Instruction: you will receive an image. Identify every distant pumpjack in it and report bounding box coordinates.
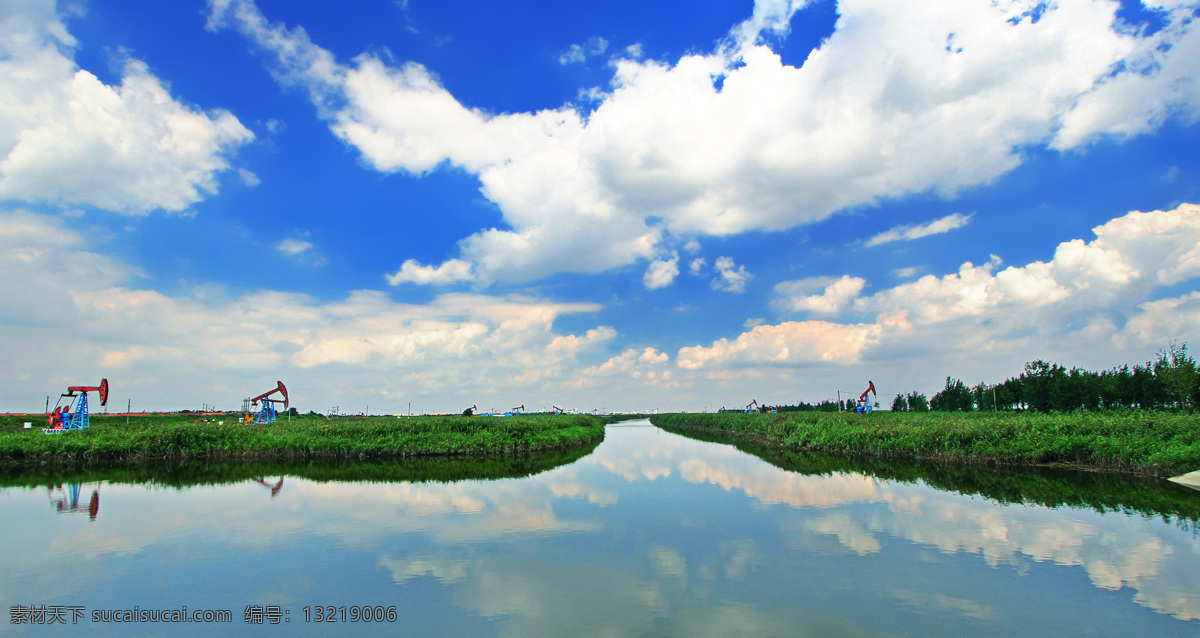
[856,381,877,414]
[46,379,109,433]
[244,381,289,424]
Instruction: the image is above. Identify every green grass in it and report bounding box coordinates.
[0,413,605,465]
[649,410,1200,477]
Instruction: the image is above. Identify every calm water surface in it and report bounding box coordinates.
[2,420,1198,636]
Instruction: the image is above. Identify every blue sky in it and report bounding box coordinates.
[2,0,1199,414]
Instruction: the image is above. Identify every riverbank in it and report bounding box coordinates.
[0,413,605,465]
[649,411,1200,477]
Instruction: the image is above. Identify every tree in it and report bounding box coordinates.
[931,377,973,411]
[993,383,1016,411]
[907,391,929,412]
[891,394,908,412]
[972,382,990,411]
[462,407,475,417]
[1017,362,1056,410]
[1155,341,1198,409]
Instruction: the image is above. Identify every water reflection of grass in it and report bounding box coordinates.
[0,438,601,488]
[655,420,1200,530]
[657,424,1200,527]
[0,414,604,466]
[651,412,1200,476]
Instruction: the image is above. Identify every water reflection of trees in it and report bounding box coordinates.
[0,439,601,490]
[655,424,1200,532]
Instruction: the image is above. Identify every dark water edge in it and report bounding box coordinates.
[655,422,1200,531]
[0,438,601,489]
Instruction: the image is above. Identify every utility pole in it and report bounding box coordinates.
[126,399,130,426]
[45,396,49,414]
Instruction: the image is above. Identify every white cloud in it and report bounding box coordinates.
[275,238,312,255]
[677,320,882,370]
[1117,292,1200,347]
[559,36,609,65]
[208,0,1200,284]
[0,209,618,412]
[387,258,474,285]
[1053,1,1200,149]
[238,168,261,186]
[865,213,973,247]
[728,0,815,49]
[689,202,1200,387]
[211,0,1200,284]
[688,257,706,275]
[1,1,253,213]
[8,202,1200,413]
[775,275,865,315]
[712,256,751,293]
[580,347,674,387]
[643,252,679,289]
[853,203,1200,327]
[546,326,618,358]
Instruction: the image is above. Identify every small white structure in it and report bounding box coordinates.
[1168,470,1200,491]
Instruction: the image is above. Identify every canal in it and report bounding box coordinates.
[2,419,1198,636]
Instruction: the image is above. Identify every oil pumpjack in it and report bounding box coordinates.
[856,381,877,414]
[243,381,289,424]
[45,378,108,434]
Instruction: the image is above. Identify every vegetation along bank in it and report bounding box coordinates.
[0,413,605,466]
[649,411,1200,478]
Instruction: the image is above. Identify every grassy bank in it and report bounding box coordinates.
[649,411,1200,477]
[0,413,605,465]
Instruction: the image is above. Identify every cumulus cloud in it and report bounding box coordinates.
[775,275,865,315]
[692,202,1200,382]
[0,209,618,411]
[865,213,973,247]
[580,347,675,388]
[546,326,618,357]
[643,253,680,289]
[677,320,882,370]
[208,0,1200,285]
[0,0,253,213]
[712,256,751,293]
[387,258,474,285]
[851,203,1199,326]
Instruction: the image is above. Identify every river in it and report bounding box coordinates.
[2,419,1198,636]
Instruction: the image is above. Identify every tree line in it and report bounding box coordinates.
[892,341,1199,412]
